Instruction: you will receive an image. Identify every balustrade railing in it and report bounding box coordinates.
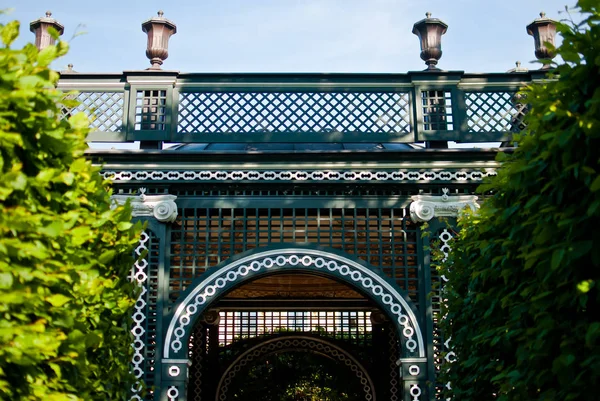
[57,70,547,148]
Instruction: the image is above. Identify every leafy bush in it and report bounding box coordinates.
[439,2,600,401]
[0,21,142,400]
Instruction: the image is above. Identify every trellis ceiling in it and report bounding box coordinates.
[222,273,364,299]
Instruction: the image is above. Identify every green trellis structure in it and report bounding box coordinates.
[77,67,543,401]
[59,70,544,148]
[103,128,489,401]
[40,9,556,401]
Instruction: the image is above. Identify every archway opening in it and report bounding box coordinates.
[186,272,399,401]
[225,350,364,401]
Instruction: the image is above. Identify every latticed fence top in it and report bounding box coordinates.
[57,71,545,144]
[466,91,528,133]
[61,91,123,132]
[178,91,411,135]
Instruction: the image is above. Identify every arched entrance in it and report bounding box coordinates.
[216,336,376,401]
[160,246,427,401]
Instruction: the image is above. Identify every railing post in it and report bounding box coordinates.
[124,71,179,149]
[410,71,464,147]
[454,85,469,143]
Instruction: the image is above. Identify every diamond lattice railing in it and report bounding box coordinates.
[465,91,528,133]
[177,91,411,135]
[61,92,124,132]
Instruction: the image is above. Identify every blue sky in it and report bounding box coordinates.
[7,0,574,74]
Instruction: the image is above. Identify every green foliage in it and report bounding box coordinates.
[439,3,600,400]
[0,20,142,400]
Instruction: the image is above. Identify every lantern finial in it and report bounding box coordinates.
[527,12,557,70]
[412,13,448,70]
[141,11,177,70]
[30,11,64,51]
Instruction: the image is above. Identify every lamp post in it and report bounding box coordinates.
[526,12,557,69]
[29,11,64,51]
[412,12,448,71]
[141,11,177,70]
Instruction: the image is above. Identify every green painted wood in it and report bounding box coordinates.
[57,70,551,145]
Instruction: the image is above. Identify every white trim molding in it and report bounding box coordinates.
[111,188,178,223]
[101,168,498,183]
[410,188,479,223]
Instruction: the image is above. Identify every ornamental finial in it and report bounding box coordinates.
[412,12,448,70]
[526,11,557,69]
[30,11,65,50]
[141,11,177,69]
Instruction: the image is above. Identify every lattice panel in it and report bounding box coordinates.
[143,231,160,393]
[188,323,208,401]
[169,207,418,309]
[388,325,400,401]
[129,230,160,401]
[432,228,455,400]
[177,91,411,134]
[466,91,528,133]
[218,310,372,346]
[421,90,453,130]
[135,90,167,131]
[61,92,123,132]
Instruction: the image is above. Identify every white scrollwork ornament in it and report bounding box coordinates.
[102,168,498,183]
[111,190,178,223]
[153,200,178,222]
[410,188,479,223]
[129,231,149,401]
[410,202,435,222]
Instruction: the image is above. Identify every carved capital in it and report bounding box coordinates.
[111,188,178,223]
[410,188,479,223]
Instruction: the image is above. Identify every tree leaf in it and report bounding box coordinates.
[46,294,71,307]
[1,21,19,46]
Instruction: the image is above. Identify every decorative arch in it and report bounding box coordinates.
[216,335,376,401]
[163,247,425,359]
